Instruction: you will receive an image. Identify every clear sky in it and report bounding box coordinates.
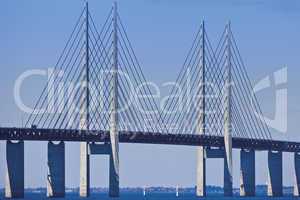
[0,0,300,189]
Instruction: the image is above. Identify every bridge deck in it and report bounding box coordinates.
[0,127,299,152]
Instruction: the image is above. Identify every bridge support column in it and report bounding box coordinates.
[80,1,90,197]
[240,149,255,196]
[47,141,65,197]
[196,21,206,198]
[224,150,233,196]
[80,142,90,197]
[294,152,300,196]
[223,22,233,197]
[5,140,24,198]
[267,151,283,197]
[109,144,119,197]
[196,147,206,197]
[108,1,119,197]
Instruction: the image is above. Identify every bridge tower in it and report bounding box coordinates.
[79,2,120,197]
[196,21,206,197]
[224,21,233,196]
[109,1,120,197]
[79,2,91,197]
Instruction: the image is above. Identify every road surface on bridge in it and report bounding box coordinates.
[0,127,299,152]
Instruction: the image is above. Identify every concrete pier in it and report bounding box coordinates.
[80,142,90,197]
[224,150,233,196]
[5,140,24,198]
[267,151,283,197]
[196,147,206,197]
[294,152,300,196]
[240,149,255,196]
[47,141,65,197]
[109,145,119,197]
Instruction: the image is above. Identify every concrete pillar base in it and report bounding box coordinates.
[47,141,65,197]
[109,155,119,197]
[267,151,283,197]
[240,149,255,196]
[224,156,233,196]
[109,143,119,197]
[224,124,233,197]
[294,152,300,196]
[80,142,90,197]
[5,140,24,198]
[196,146,206,197]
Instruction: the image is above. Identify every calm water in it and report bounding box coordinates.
[0,192,298,200]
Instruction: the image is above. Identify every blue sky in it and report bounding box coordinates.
[0,0,300,188]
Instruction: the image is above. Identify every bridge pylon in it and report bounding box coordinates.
[196,21,206,197]
[223,21,233,196]
[109,1,120,197]
[79,2,120,197]
[79,2,91,197]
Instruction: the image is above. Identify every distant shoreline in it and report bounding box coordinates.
[0,185,295,195]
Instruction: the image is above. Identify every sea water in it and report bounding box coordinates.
[0,192,297,200]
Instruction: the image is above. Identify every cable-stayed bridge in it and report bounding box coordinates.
[1,2,298,198]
